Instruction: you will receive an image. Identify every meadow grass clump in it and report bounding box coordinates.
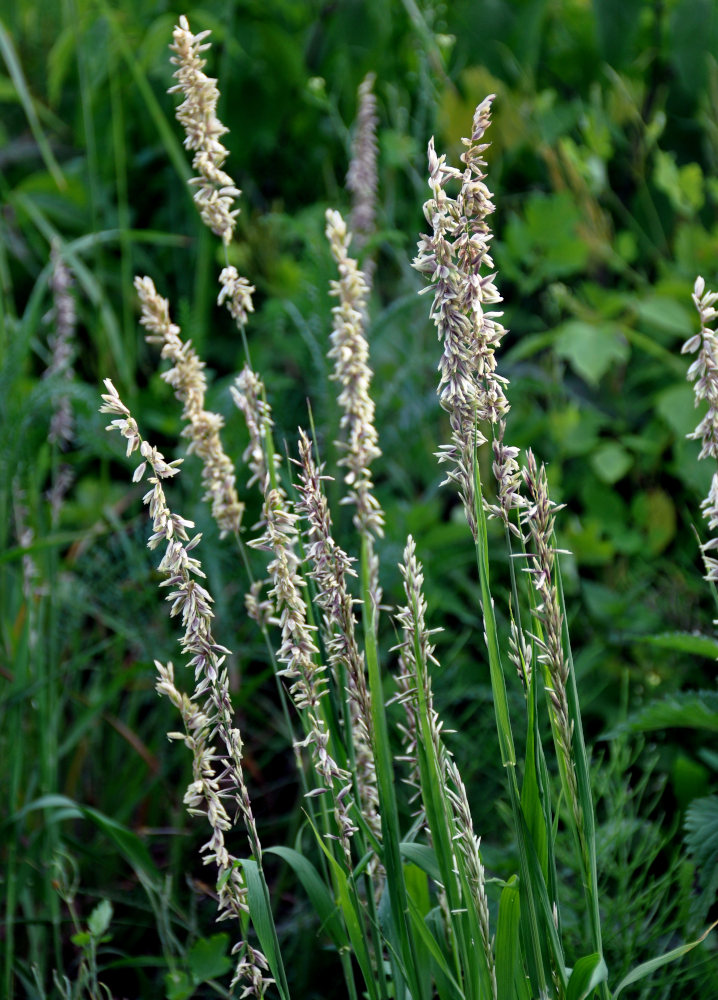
[0,8,705,998]
[89,15,718,1000]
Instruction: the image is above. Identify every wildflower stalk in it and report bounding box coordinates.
[99,379,283,998]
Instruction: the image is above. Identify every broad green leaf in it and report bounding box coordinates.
[685,796,718,923]
[685,795,718,864]
[404,862,431,918]
[636,296,693,338]
[555,321,629,386]
[10,794,157,879]
[656,383,699,439]
[399,842,442,885]
[604,691,718,736]
[165,970,195,1000]
[187,934,232,983]
[590,442,632,484]
[566,953,608,1000]
[632,631,718,659]
[631,489,676,555]
[501,192,590,293]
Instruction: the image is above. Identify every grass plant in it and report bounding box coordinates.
[3,6,718,999]
[92,15,715,999]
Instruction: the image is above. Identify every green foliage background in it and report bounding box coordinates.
[2,0,718,996]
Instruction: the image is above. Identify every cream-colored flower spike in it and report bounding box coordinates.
[413,96,522,538]
[169,15,241,243]
[325,208,384,540]
[136,275,244,537]
[683,275,718,581]
[99,381,273,996]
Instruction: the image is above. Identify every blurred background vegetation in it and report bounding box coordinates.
[2,0,718,996]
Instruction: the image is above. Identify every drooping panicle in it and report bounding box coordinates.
[683,276,718,580]
[136,275,244,537]
[169,15,241,243]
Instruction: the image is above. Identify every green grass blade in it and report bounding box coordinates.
[265,846,346,949]
[0,18,66,190]
[100,3,192,189]
[307,814,380,1000]
[10,794,158,880]
[361,534,426,1000]
[241,858,291,1000]
[406,895,465,998]
[611,921,718,999]
[495,876,521,1000]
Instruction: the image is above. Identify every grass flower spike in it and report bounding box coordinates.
[169,15,240,243]
[136,275,244,537]
[99,379,273,996]
[326,208,383,541]
[684,275,718,580]
[295,430,381,854]
[347,73,378,283]
[231,364,278,495]
[248,444,357,862]
[413,96,517,536]
[44,242,76,450]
